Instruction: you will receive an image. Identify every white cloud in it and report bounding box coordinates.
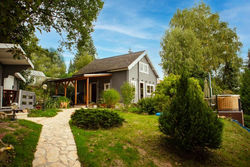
[220,4,250,23]
[95,24,161,40]
[96,46,129,54]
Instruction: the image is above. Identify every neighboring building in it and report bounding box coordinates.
[50,50,159,105]
[0,43,36,111]
[29,70,47,86]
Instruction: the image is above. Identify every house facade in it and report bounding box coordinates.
[0,43,36,111]
[50,50,158,105]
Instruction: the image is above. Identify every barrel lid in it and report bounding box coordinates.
[217,94,240,97]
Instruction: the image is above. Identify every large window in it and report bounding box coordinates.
[146,84,155,95]
[130,80,137,102]
[104,83,110,90]
[130,80,136,89]
[139,62,149,74]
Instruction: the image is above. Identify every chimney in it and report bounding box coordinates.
[128,48,133,54]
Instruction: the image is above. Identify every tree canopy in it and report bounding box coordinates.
[0,0,104,51]
[26,36,66,78]
[160,2,242,76]
[160,2,243,92]
[160,28,204,77]
[74,51,94,72]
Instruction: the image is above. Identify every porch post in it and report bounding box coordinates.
[74,80,77,105]
[64,85,67,97]
[55,83,58,95]
[86,78,89,106]
[63,81,69,97]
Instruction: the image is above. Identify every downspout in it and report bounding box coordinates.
[138,62,140,101]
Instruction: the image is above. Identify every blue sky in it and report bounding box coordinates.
[36,0,250,79]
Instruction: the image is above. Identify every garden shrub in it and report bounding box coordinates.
[44,96,70,109]
[154,74,180,112]
[44,97,59,109]
[57,96,70,103]
[121,82,135,107]
[71,109,124,129]
[244,114,250,128]
[138,97,157,115]
[159,74,223,151]
[102,89,120,108]
[240,69,250,115]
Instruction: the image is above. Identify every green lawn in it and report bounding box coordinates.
[0,119,42,167]
[28,108,60,117]
[70,111,250,167]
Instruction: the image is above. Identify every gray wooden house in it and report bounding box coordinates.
[51,50,159,105]
[0,43,36,111]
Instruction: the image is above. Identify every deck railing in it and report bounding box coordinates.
[0,87,35,110]
[3,89,18,106]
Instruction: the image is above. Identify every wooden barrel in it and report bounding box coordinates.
[217,95,240,111]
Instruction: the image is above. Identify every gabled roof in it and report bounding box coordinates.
[74,50,145,75]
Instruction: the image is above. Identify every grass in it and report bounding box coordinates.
[28,108,60,117]
[0,119,42,167]
[70,111,250,167]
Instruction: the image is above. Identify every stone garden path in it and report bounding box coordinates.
[24,108,81,167]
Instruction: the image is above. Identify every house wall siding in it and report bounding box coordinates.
[128,56,158,102]
[111,71,127,95]
[89,76,111,102]
[0,64,3,86]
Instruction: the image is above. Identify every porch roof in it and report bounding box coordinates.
[47,73,112,83]
[0,43,34,68]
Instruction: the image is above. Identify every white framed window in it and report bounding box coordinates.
[104,83,110,90]
[146,84,155,95]
[139,62,149,74]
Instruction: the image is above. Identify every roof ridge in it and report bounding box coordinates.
[96,50,145,60]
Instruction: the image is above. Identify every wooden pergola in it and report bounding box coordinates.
[49,73,112,106]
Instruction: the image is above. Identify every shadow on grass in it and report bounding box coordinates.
[149,135,221,166]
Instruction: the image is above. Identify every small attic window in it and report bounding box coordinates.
[139,62,149,74]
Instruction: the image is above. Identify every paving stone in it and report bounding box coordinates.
[33,156,46,167]
[48,162,66,167]
[66,145,77,151]
[47,148,59,162]
[59,154,68,165]
[68,151,78,160]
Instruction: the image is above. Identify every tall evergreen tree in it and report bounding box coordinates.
[68,60,75,74]
[240,52,250,114]
[220,60,242,92]
[159,74,223,151]
[248,49,250,69]
[70,37,96,73]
